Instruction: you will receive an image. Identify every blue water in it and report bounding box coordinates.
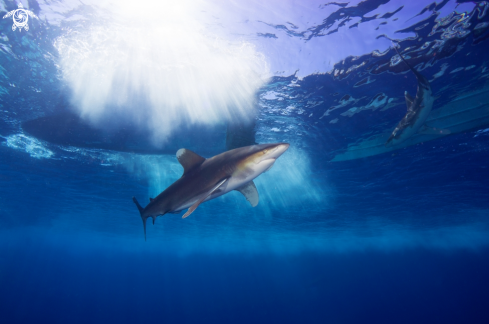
[2,0,489,323]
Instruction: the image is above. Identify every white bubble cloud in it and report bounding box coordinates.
[54,0,269,145]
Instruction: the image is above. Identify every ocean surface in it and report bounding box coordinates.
[1,0,489,323]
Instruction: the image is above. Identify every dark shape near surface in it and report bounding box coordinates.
[22,107,258,155]
[225,118,257,150]
[386,46,449,147]
[331,88,489,161]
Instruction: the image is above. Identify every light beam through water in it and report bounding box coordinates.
[54,0,270,145]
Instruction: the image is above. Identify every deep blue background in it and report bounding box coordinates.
[2,0,489,323]
[1,131,489,324]
[1,236,489,324]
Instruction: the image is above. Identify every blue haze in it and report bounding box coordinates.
[1,0,489,323]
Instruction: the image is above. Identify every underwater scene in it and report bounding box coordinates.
[1,0,489,323]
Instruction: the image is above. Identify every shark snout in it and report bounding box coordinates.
[268,143,290,159]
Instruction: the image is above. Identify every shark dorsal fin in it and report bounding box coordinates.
[149,198,154,202]
[235,181,259,207]
[176,148,205,175]
[405,91,414,110]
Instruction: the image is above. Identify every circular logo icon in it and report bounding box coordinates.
[3,3,38,32]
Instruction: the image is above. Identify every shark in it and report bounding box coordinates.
[132,143,290,239]
[386,46,449,146]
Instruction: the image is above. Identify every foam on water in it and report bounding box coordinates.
[2,134,54,159]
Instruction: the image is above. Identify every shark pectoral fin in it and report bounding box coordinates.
[176,149,206,175]
[236,181,259,207]
[405,91,414,110]
[419,125,451,135]
[182,178,228,219]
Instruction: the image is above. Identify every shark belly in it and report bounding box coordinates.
[171,158,276,212]
[409,96,434,134]
[133,143,289,239]
[173,159,275,211]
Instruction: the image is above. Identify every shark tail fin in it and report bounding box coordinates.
[393,43,424,80]
[132,197,147,241]
[393,43,415,71]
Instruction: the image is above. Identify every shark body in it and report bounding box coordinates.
[386,46,448,146]
[133,143,289,239]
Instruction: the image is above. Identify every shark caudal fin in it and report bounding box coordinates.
[393,43,428,85]
[132,197,148,241]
